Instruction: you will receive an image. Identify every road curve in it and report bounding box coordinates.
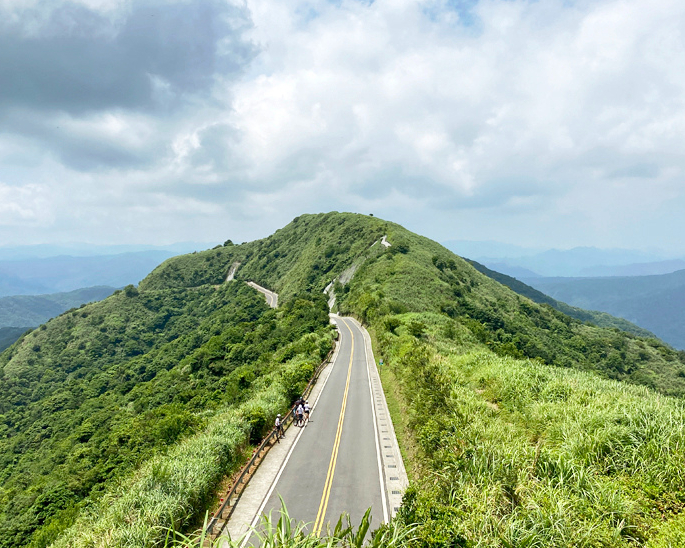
[246,282,278,308]
[231,316,395,544]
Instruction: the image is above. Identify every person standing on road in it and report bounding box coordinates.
[293,396,304,424]
[275,414,284,441]
[296,403,304,427]
[304,401,310,424]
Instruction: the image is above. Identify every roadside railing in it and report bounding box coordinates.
[205,344,337,540]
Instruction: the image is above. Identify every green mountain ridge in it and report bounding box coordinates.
[3,212,685,547]
[143,212,685,394]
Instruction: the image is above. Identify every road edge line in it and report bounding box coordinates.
[347,317,408,519]
[361,320,390,523]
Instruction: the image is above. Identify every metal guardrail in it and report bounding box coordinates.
[205,344,336,539]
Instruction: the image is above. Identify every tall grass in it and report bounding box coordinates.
[50,366,302,547]
[376,314,685,547]
[160,502,416,548]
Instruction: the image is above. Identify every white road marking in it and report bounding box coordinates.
[358,320,390,523]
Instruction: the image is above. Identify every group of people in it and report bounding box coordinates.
[274,397,311,441]
[294,397,311,427]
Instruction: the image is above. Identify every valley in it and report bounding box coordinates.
[524,271,685,350]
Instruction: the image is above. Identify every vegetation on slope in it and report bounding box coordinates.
[0,281,332,548]
[4,212,685,547]
[139,212,685,545]
[139,213,389,299]
[374,315,685,546]
[143,212,685,395]
[313,217,685,396]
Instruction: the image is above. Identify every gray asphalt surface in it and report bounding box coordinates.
[249,316,386,540]
[246,282,278,308]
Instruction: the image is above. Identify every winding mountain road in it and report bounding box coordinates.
[225,313,406,544]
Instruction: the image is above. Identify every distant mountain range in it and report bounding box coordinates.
[0,286,117,328]
[0,242,216,261]
[0,327,30,353]
[443,240,685,277]
[523,271,685,350]
[0,286,117,351]
[467,260,656,339]
[0,244,216,350]
[0,250,177,297]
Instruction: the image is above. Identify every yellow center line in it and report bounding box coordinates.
[312,318,354,536]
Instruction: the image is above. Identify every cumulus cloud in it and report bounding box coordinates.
[0,0,254,113]
[0,0,256,174]
[0,181,52,225]
[1,0,685,250]
[217,0,685,249]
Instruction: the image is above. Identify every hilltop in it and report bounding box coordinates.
[144,212,685,395]
[3,212,685,547]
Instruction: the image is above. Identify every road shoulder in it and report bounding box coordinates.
[345,317,408,518]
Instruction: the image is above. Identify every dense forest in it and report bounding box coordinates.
[3,212,685,547]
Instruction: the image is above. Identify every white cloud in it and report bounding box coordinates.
[0,182,52,225]
[210,0,685,249]
[2,0,685,251]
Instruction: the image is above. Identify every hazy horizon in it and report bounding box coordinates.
[0,235,682,263]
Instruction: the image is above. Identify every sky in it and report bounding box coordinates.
[1,0,685,253]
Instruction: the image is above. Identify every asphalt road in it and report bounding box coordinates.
[248,316,387,540]
[246,282,278,308]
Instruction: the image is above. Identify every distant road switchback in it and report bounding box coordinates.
[246,282,278,308]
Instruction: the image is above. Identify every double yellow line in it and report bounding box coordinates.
[312,319,354,536]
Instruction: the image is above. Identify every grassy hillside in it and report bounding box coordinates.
[378,320,685,547]
[4,212,685,547]
[526,271,685,349]
[139,213,389,298]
